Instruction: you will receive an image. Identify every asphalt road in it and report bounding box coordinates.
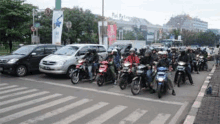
[0,61,214,124]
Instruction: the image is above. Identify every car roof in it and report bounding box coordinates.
[66,44,105,47]
[23,44,62,47]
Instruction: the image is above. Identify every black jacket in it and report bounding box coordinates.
[83,52,99,64]
[157,58,171,68]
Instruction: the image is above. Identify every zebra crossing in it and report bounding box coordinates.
[0,83,172,124]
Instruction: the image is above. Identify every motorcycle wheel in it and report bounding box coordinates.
[177,75,182,87]
[158,84,162,99]
[97,75,104,86]
[204,64,208,71]
[71,71,79,84]
[131,79,141,95]
[119,78,127,90]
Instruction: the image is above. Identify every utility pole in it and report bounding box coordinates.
[102,0,104,45]
[33,8,35,36]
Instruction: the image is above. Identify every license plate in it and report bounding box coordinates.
[43,66,50,70]
[0,67,3,71]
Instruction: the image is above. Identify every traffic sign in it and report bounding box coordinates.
[45,8,51,16]
[34,22,40,28]
[31,26,35,32]
[66,21,72,29]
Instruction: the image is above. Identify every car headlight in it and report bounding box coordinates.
[7,59,19,64]
[57,60,67,66]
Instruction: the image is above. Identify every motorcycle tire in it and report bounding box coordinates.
[119,78,127,90]
[71,71,79,84]
[131,79,141,95]
[158,84,162,99]
[177,75,182,87]
[97,75,104,86]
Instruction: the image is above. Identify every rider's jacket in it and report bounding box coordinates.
[177,55,189,66]
[151,53,158,61]
[125,54,140,68]
[83,52,99,64]
[140,56,153,69]
[157,58,171,68]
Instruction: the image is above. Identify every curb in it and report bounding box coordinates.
[183,65,216,124]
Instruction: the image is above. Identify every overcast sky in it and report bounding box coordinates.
[25,0,220,29]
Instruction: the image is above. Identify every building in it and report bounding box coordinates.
[164,14,208,32]
[106,16,162,42]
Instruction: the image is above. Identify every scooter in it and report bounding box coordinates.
[176,61,189,87]
[96,61,115,86]
[155,67,169,98]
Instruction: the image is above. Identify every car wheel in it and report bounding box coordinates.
[67,66,75,78]
[16,65,27,77]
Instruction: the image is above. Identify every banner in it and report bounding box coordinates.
[52,10,64,45]
[107,24,117,45]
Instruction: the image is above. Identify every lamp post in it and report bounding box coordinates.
[66,21,72,45]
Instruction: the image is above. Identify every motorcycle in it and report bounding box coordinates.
[96,61,115,86]
[71,59,97,84]
[176,61,189,87]
[131,64,149,95]
[118,61,135,90]
[155,67,169,98]
[198,55,208,71]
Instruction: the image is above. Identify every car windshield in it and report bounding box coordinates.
[12,46,36,55]
[54,46,79,55]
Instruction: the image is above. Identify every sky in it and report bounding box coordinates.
[24,0,220,29]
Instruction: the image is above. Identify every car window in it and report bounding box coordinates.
[33,47,45,56]
[45,46,56,54]
[98,46,106,53]
[78,46,89,55]
[90,46,98,51]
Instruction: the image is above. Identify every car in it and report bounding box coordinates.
[0,44,63,77]
[39,44,107,77]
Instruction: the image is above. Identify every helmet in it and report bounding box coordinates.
[112,49,117,55]
[145,51,151,57]
[130,48,135,52]
[167,48,171,51]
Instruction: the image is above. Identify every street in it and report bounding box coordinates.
[0,62,214,124]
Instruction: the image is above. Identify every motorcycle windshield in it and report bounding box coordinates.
[157,67,168,72]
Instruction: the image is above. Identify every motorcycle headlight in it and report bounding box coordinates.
[158,77,164,82]
[7,59,19,64]
[99,69,104,72]
[57,60,66,66]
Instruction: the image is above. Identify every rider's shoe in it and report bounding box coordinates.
[172,90,176,96]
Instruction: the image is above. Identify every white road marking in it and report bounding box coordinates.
[0,94,62,114]
[119,108,147,124]
[183,115,195,124]
[21,99,91,124]
[0,87,27,95]
[0,96,74,124]
[87,105,127,124]
[0,83,8,87]
[53,102,109,124]
[0,85,18,91]
[20,78,183,105]
[0,91,49,106]
[0,89,38,100]
[149,113,171,124]
[169,102,188,124]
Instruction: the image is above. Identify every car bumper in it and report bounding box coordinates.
[39,64,66,74]
[0,64,16,74]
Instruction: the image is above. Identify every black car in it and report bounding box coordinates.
[0,44,62,77]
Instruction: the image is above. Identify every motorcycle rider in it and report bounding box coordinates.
[189,49,199,74]
[82,49,99,81]
[167,48,172,59]
[154,51,176,96]
[140,50,153,88]
[214,44,220,67]
[125,48,140,74]
[174,51,194,85]
[151,49,158,61]
[104,50,117,84]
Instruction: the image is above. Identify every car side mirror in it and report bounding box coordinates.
[31,53,37,56]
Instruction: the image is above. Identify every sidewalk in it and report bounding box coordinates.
[194,66,220,124]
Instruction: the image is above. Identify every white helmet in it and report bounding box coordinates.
[130,48,135,52]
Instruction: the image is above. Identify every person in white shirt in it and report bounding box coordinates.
[214,44,219,66]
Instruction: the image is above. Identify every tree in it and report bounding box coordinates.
[0,0,36,53]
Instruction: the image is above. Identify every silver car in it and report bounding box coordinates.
[39,44,107,77]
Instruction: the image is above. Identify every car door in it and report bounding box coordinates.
[29,46,45,70]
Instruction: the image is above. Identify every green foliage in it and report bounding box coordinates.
[0,0,37,52]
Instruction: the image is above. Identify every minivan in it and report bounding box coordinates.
[0,44,62,76]
[39,44,107,77]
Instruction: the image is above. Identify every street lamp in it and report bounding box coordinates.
[65,21,72,45]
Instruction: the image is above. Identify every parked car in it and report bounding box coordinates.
[39,44,108,77]
[0,44,62,77]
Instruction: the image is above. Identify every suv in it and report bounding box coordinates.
[39,44,107,77]
[0,44,62,77]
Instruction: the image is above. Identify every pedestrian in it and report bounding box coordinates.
[214,44,220,67]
